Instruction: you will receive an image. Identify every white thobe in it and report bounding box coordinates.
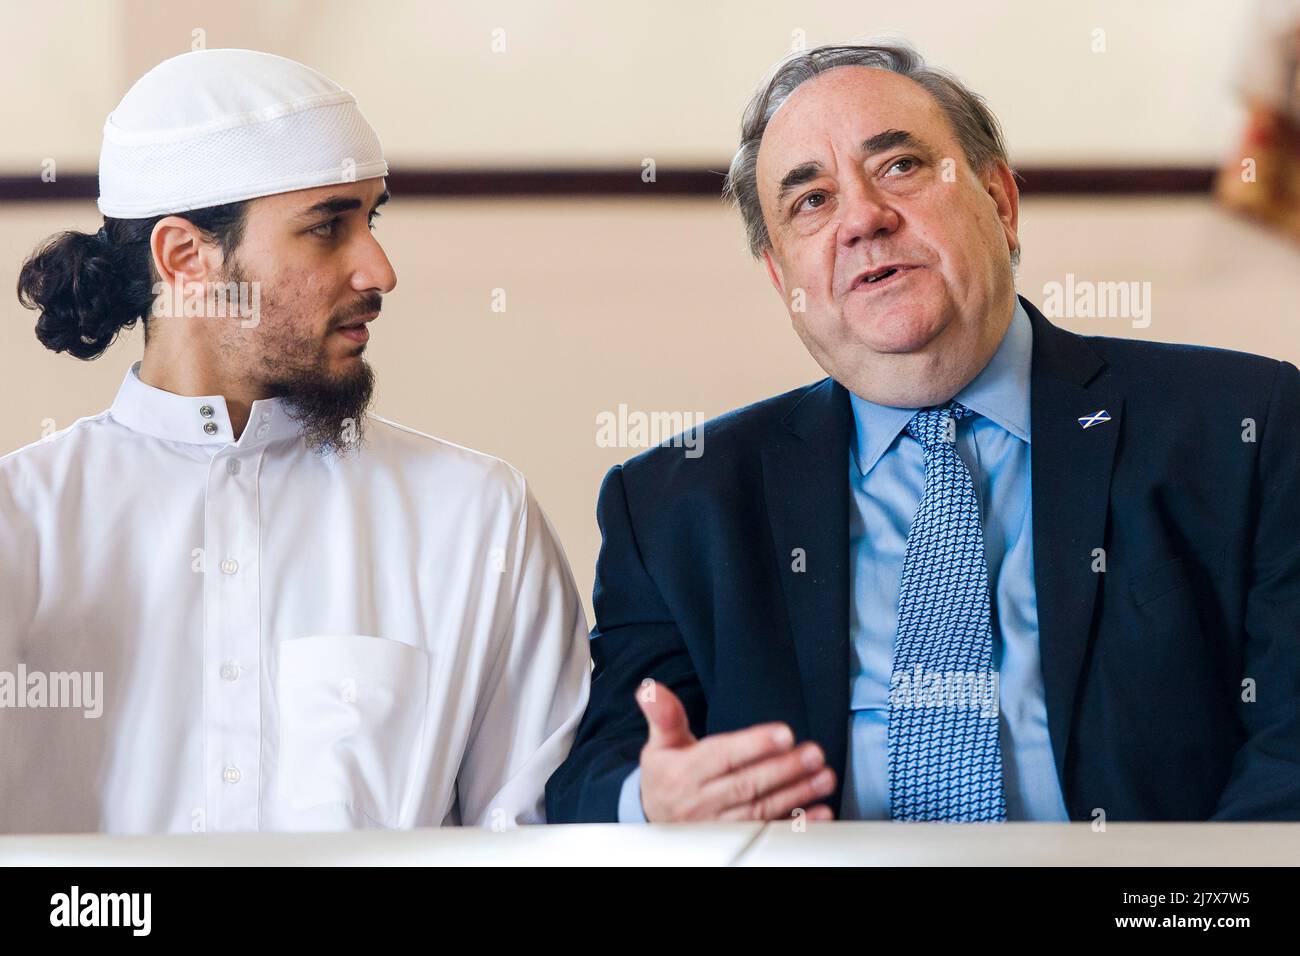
[0,361,591,833]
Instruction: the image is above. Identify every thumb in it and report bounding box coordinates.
[636,680,695,750]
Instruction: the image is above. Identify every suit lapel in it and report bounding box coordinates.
[1024,296,1123,804]
[761,378,853,816]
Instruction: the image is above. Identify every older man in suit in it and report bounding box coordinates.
[547,44,1300,823]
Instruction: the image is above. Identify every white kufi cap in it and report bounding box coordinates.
[98,48,387,218]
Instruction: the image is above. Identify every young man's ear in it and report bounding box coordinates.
[150,217,222,288]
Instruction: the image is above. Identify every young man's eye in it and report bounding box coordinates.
[310,218,338,238]
[368,210,382,232]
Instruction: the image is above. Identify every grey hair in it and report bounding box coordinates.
[723,43,1018,267]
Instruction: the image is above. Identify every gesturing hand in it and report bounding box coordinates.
[635,681,836,823]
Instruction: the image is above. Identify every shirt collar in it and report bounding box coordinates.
[849,297,1034,477]
[109,361,303,449]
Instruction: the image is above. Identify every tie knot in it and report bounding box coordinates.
[905,400,971,450]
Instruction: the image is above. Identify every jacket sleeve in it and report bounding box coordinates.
[1212,359,1300,820]
[545,463,706,822]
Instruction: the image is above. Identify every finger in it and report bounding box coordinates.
[636,680,695,750]
[690,721,797,781]
[701,743,828,813]
[716,766,837,822]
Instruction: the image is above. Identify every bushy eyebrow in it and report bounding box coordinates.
[776,162,824,203]
[775,129,929,202]
[293,188,391,223]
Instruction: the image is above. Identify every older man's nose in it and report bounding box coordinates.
[837,182,899,247]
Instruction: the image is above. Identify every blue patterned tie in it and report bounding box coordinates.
[887,400,1005,822]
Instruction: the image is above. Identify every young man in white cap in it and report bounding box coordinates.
[4,49,590,833]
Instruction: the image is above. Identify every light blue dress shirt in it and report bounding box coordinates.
[618,300,1068,823]
[842,298,1067,821]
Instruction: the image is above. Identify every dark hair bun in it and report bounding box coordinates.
[16,227,143,360]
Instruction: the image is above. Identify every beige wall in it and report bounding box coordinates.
[4,195,1299,623]
[4,0,1296,622]
[1,0,1253,172]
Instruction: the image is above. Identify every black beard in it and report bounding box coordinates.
[267,360,376,457]
[223,252,380,458]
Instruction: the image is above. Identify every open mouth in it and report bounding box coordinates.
[852,265,918,292]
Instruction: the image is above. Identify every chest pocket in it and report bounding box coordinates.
[278,635,430,828]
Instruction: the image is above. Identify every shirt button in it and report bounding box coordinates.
[255,424,270,439]
[219,661,240,681]
[226,459,241,475]
[220,558,238,575]
[199,404,215,419]
[203,422,218,435]
[223,766,241,784]
[261,410,272,423]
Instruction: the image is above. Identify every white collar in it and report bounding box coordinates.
[109,361,303,449]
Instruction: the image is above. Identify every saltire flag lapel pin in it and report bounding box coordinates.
[1078,409,1112,429]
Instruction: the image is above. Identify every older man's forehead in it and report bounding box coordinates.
[757,67,947,182]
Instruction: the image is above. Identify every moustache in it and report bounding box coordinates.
[332,296,383,328]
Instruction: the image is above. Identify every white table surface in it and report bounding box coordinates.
[1,822,1297,866]
[734,822,1300,866]
[0,822,764,867]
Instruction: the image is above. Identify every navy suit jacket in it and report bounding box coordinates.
[546,297,1300,822]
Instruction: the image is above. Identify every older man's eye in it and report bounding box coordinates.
[886,157,919,176]
[797,192,827,213]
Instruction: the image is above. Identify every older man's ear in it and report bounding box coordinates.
[762,247,787,301]
[984,159,1021,257]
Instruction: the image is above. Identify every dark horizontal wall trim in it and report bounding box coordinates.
[0,166,1216,203]
[1012,166,1216,194]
